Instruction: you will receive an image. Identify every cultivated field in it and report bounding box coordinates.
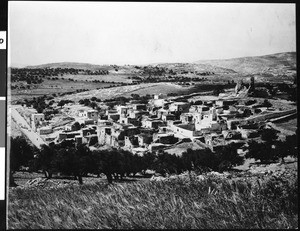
[56,82,191,102]
[8,168,298,229]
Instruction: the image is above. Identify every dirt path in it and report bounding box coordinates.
[10,105,46,148]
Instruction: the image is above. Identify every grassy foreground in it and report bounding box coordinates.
[8,172,298,229]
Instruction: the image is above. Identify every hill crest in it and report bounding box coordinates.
[194,52,296,74]
[20,52,296,75]
[25,62,114,70]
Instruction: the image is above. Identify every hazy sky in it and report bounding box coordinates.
[8,2,296,66]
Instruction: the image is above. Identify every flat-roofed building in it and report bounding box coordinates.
[154,93,167,99]
[132,104,147,111]
[215,99,238,107]
[31,113,45,131]
[85,109,98,121]
[97,125,111,145]
[38,126,53,135]
[180,113,194,124]
[161,113,176,122]
[189,105,210,114]
[142,118,164,129]
[172,124,202,140]
[124,136,139,150]
[116,105,129,116]
[107,113,120,122]
[137,133,153,147]
[128,110,149,119]
[169,102,190,113]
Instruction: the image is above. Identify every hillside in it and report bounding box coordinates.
[153,62,237,74]
[24,52,296,76]
[25,62,115,71]
[194,52,296,75]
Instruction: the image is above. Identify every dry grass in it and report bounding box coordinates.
[8,171,298,229]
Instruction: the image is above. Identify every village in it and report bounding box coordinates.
[10,80,297,158]
[6,2,299,230]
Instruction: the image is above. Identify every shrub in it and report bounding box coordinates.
[254,108,262,114]
[245,99,257,106]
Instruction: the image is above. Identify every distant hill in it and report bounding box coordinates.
[153,63,237,74]
[23,52,296,76]
[194,52,296,75]
[25,62,115,71]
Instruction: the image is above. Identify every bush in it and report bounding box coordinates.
[71,122,81,131]
[246,136,281,164]
[254,108,262,114]
[181,145,244,173]
[261,99,272,108]
[260,129,278,142]
[213,85,225,96]
[245,99,257,106]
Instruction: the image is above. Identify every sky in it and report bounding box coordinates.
[8,2,296,67]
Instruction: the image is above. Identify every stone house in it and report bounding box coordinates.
[137,133,153,147]
[161,113,176,122]
[169,102,190,113]
[124,136,139,150]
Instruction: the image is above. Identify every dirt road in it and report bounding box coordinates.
[10,105,46,148]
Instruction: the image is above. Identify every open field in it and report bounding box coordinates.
[274,118,297,133]
[57,82,191,102]
[10,78,123,103]
[265,98,296,111]
[8,168,298,229]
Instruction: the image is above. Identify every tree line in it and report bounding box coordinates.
[11,67,110,85]
[9,138,242,185]
[246,129,298,164]
[9,128,297,186]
